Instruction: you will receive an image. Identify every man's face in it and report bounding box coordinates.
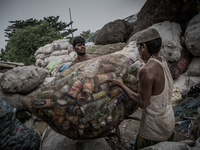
[137,43,144,60]
[74,43,86,56]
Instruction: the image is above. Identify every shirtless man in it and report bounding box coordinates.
[107,28,175,149]
[69,36,97,67]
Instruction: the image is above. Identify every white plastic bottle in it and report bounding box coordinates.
[84,59,101,78]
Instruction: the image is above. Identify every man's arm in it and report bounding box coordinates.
[107,67,154,109]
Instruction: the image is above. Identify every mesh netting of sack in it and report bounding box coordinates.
[25,54,141,140]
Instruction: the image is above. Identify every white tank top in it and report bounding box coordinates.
[138,57,175,141]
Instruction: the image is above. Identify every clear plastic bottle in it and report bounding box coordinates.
[127,60,141,74]
[84,59,101,78]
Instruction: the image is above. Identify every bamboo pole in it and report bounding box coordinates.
[69,8,74,39]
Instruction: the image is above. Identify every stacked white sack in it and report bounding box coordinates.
[174,14,200,96]
[149,21,182,62]
[185,13,200,56]
[174,57,200,96]
[34,39,76,67]
[173,72,200,96]
[121,41,141,61]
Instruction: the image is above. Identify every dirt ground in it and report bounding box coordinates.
[105,108,197,150]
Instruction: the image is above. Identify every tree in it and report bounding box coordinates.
[3,16,78,65]
[0,48,5,61]
[4,16,77,40]
[80,30,94,39]
[4,21,62,65]
[43,16,77,38]
[4,18,42,40]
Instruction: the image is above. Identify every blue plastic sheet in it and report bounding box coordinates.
[60,63,71,72]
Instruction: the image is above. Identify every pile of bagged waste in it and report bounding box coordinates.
[86,42,126,56]
[0,99,41,150]
[34,39,77,77]
[173,13,200,96]
[25,54,140,140]
[0,66,49,111]
[0,66,54,149]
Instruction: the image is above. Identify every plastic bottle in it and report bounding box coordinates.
[66,104,82,115]
[80,97,108,116]
[105,114,113,125]
[110,87,122,99]
[92,91,107,101]
[82,79,94,94]
[68,81,83,99]
[57,68,72,80]
[43,108,54,118]
[84,59,101,78]
[122,73,137,85]
[90,119,100,130]
[127,60,141,74]
[65,97,76,105]
[99,83,110,92]
[53,99,68,125]
[76,92,87,105]
[99,64,115,74]
[120,67,128,78]
[114,65,124,76]
[94,72,116,85]
[80,102,108,123]
[108,93,127,113]
[32,99,54,108]
[52,87,70,100]
[65,112,81,125]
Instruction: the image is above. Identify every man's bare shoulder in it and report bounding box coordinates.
[139,65,150,76]
[138,61,159,79]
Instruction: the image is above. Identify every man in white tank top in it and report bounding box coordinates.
[107,28,175,149]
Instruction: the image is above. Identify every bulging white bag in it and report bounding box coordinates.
[185,13,200,56]
[121,41,140,61]
[150,21,182,62]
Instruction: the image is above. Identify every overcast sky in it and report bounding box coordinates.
[0,0,147,50]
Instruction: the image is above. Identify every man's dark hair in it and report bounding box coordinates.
[138,37,162,55]
[73,36,85,47]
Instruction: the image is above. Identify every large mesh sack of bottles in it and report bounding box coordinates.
[25,54,141,140]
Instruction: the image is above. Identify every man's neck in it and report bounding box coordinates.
[77,54,89,62]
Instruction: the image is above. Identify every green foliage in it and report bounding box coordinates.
[80,30,94,39]
[4,16,77,39]
[4,22,62,65]
[0,48,5,61]
[43,16,77,37]
[3,16,78,65]
[4,18,42,40]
